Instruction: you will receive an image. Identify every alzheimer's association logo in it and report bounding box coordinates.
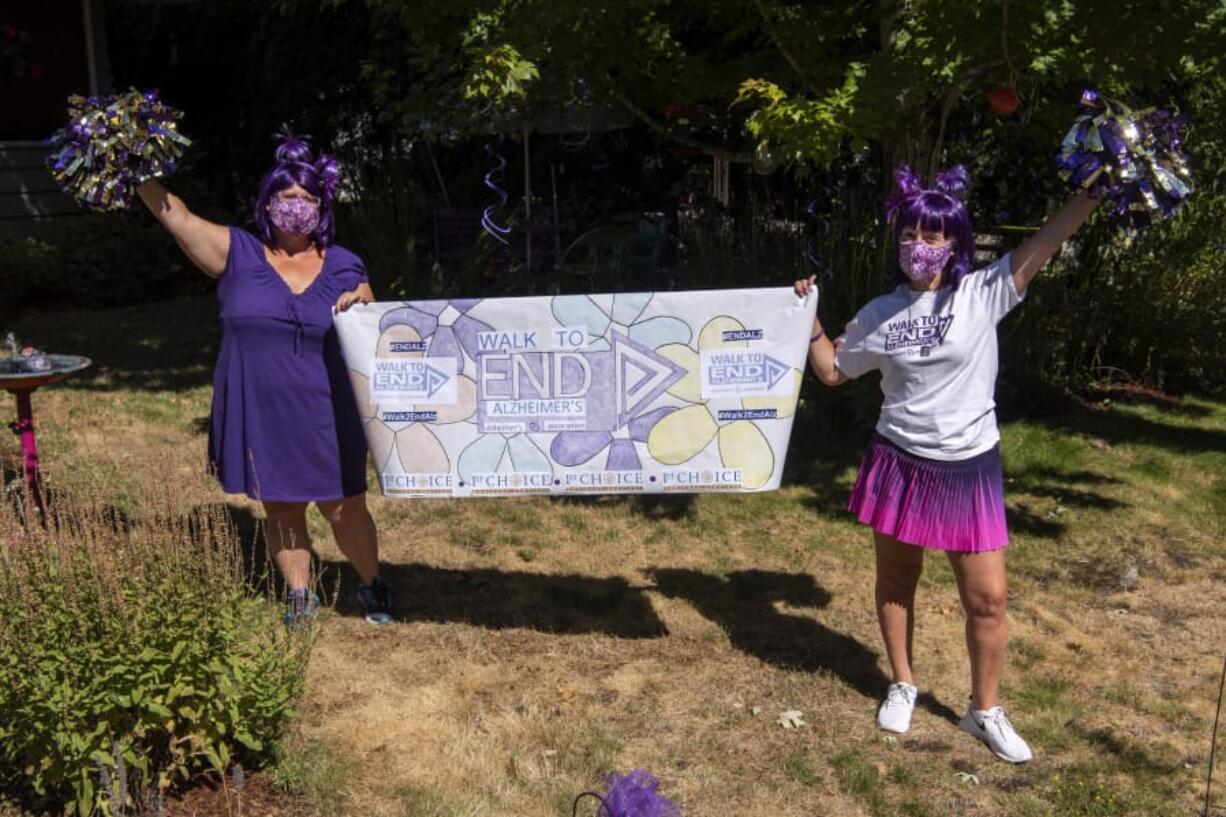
[700,349,792,397]
[370,358,457,405]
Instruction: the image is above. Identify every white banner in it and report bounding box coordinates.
[334,288,817,498]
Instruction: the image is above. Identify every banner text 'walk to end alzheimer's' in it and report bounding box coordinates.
[333,288,817,498]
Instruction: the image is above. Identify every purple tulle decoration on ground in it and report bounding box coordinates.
[481,138,513,245]
[1055,89,1194,230]
[572,770,681,817]
[603,770,681,817]
[45,88,190,211]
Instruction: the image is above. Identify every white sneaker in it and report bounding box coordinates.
[876,682,918,733]
[959,705,1033,763]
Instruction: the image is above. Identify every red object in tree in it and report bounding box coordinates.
[663,102,704,122]
[988,87,1021,116]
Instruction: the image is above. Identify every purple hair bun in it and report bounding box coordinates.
[933,165,971,202]
[883,163,976,290]
[252,128,341,247]
[274,135,314,165]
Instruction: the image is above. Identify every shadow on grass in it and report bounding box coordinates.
[10,296,218,393]
[1006,465,1127,540]
[218,499,952,710]
[1084,383,1214,419]
[1002,376,1226,455]
[215,502,670,638]
[552,492,697,521]
[1049,406,1226,456]
[645,567,961,724]
[334,560,670,638]
[1070,724,1185,779]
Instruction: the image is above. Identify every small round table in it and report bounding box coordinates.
[2,354,91,515]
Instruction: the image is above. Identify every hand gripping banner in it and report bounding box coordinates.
[333,288,818,498]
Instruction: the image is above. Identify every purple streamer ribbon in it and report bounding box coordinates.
[481,138,512,245]
[804,198,820,269]
[804,197,833,280]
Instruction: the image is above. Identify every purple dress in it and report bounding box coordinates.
[209,227,368,502]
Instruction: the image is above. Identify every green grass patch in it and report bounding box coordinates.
[783,752,822,786]
[831,749,886,815]
[269,732,354,814]
[393,783,462,817]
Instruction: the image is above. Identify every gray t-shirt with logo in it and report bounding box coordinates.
[834,253,1024,461]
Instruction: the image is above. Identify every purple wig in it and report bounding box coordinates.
[884,164,974,289]
[252,131,341,247]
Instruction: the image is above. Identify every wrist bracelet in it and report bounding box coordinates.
[809,329,825,343]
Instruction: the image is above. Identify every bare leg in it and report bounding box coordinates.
[874,531,925,685]
[317,494,380,584]
[262,501,313,590]
[947,548,1009,710]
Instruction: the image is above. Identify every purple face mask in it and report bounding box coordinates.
[268,197,320,236]
[898,239,953,282]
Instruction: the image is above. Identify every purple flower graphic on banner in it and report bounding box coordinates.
[549,406,676,471]
[543,293,691,470]
[378,299,490,375]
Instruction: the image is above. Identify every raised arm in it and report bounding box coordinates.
[795,275,849,386]
[1010,190,1101,294]
[136,179,231,278]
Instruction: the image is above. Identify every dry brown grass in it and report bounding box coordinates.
[6,302,1226,816]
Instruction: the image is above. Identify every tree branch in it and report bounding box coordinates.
[752,0,816,94]
[608,88,752,163]
[925,62,1000,179]
[927,81,963,181]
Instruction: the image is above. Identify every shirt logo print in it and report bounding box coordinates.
[884,314,954,352]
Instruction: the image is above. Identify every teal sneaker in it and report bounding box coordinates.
[283,588,320,627]
[356,575,395,625]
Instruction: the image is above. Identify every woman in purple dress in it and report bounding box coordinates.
[137,134,394,625]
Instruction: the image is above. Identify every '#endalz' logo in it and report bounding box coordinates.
[389,340,429,353]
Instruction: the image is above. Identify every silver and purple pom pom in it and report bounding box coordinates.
[45,88,191,211]
[1056,89,1194,230]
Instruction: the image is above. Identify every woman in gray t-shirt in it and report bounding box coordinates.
[794,164,1098,763]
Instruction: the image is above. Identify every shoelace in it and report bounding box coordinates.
[884,685,915,708]
[981,708,1013,732]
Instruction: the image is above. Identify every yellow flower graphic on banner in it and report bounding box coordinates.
[646,316,801,489]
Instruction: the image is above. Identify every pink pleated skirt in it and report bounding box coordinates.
[848,432,1009,552]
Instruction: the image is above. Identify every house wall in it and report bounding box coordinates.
[0,0,110,234]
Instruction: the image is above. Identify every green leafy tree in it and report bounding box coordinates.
[350,0,1224,175]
